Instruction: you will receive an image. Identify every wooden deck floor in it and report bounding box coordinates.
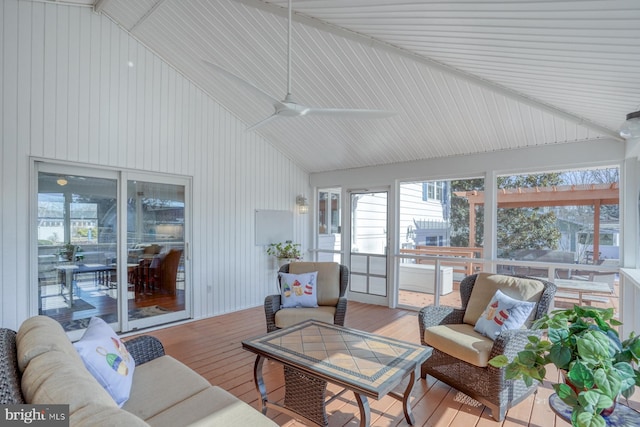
[131,301,640,427]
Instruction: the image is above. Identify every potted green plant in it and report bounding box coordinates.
[59,243,77,262]
[489,305,640,427]
[266,241,302,267]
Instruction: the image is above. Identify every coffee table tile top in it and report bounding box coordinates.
[244,320,431,397]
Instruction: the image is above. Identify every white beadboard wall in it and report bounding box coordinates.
[0,0,310,330]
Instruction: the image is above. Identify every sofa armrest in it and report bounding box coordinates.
[418,305,466,346]
[264,294,281,333]
[124,335,165,366]
[0,328,24,404]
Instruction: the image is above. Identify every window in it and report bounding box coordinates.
[398,178,484,310]
[316,188,342,262]
[318,190,341,235]
[422,181,445,202]
[402,178,483,249]
[494,167,619,266]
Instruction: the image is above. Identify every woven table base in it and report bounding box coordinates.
[284,365,329,426]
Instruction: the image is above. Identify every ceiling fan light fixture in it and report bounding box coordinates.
[620,110,640,139]
[57,177,68,186]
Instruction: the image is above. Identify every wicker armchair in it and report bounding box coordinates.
[418,273,556,421]
[264,262,349,332]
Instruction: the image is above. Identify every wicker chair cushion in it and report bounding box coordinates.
[423,324,494,367]
[289,262,340,306]
[463,273,545,327]
[274,306,336,329]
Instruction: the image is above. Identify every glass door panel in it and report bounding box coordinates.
[37,170,118,333]
[349,191,389,302]
[126,179,187,329]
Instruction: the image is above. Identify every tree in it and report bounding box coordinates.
[450,178,484,247]
[449,173,563,254]
[496,173,562,257]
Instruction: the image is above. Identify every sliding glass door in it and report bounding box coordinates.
[37,166,119,334]
[35,163,190,335]
[125,176,188,330]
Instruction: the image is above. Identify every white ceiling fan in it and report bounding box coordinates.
[203,0,394,132]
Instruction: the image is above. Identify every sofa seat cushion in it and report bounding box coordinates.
[274,306,336,329]
[463,273,545,327]
[423,324,494,367]
[122,355,211,421]
[146,386,278,427]
[71,404,149,427]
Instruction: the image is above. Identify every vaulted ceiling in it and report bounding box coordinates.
[82,0,639,172]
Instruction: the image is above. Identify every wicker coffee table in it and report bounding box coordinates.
[242,320,432,426]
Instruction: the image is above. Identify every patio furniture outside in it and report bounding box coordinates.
[242,320,432,427]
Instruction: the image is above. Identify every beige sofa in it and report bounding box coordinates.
[2,316,277,427]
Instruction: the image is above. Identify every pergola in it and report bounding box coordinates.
[454,183,619,263]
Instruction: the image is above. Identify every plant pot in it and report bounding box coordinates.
[277,258,297,268]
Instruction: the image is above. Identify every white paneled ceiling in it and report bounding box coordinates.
[91,0,639,173]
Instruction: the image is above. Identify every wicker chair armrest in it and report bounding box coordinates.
[264,294,282,332]
[334,297,348,326]
[124,335,165,366]
[419,305,466,327]
[489,328,544,361]
[418,305,466,346]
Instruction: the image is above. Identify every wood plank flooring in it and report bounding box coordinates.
[129,302,640,426]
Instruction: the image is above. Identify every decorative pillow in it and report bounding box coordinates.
[473,289,536,340]
[73,317,135,407]
[279,271,319,308]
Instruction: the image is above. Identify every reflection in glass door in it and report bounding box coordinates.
[37,170,118,333]
[349,191,389,303]
[126,179,187,329]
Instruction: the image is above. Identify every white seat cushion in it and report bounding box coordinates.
[424,323,494,367]
[122,355,210,420]
[274,306,336,329]
[146,386,278,427]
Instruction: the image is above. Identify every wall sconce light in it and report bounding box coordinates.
[56,177,68,186]
[620,110,640,139]
[296,195,309,214]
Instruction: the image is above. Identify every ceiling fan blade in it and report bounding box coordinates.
[246,113,281,132]
[202,60,279,106]
[305,107,396,119]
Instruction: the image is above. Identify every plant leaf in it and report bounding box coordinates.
[488,354,509,368]
[554,382,578,407]
[548,344,572,369]
[569,362,594,390]
[578,389,614,411]
[573,409,606,427]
